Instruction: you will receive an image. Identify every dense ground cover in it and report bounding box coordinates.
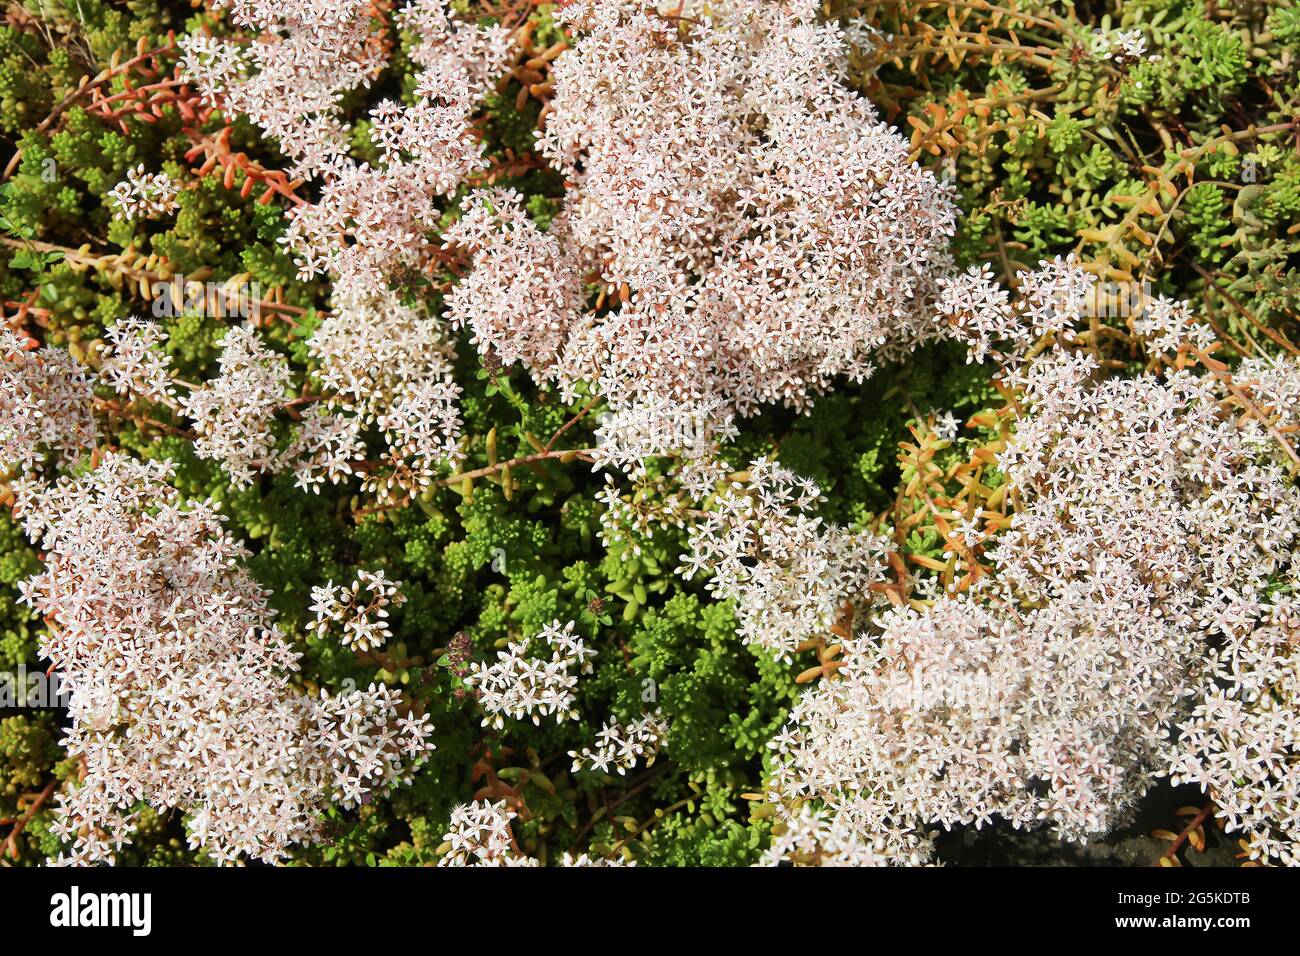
[1,0,1299,867]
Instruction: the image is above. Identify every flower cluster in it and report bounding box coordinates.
[557,852,636,867]
[308,569,406,652]
[443,188,586,385]
[106,165,180,221]
[590,395,739,474]
[1092,28,1156,64]
[183,0,510,282]
[569,710,668,776]
[1171,597,1300,865]
[438,800,635,866]
[761,804,888,867]
[98,315,175,403]
[763,261,1300,863]
[448,0,956,455]
[279,404,366,492]
[98,316,370,492]
[594,465,695,558]
[936,255,1094,364]
[181,2,513,498]
[305,284,463,500]
[439,800,532,867]
[12,454,434,864]
[1,329,97,473]
[179,323,293,487]
[464,620,595,729]
[180,0,387,181]
[681,456,892,660]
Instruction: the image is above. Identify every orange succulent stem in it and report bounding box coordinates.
[1160,801,1214,864]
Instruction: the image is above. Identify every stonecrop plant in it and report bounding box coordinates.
[452,0,958,453]
[765,259,1300,864]
[1,0,1299,870]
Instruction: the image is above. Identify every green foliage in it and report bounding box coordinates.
[858,0,1300,346]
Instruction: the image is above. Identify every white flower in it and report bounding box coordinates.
[14,454,434,865]
[681,456,893,659]
[1,328,97,472]
[308,569,407,652]
[449,0,957,464]
[179,324,292,487]
[569,710,668,776]
[761,268,1300,864]
[933,409,961,442]
[99,315,175,403]
[439,800,531,866]
[107,165,179,221]
[464,620,594,729]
